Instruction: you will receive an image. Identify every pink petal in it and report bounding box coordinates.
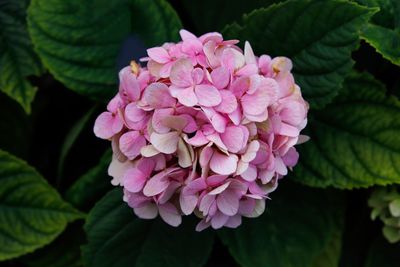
[158,181,181,204]
[144,82,176,108]
[240,164,257,181]
[134,202,158,219]
[224,214,242,228]
[159,62,174,78]
[215,90,238,114]
[209,181,231,195]
[125,103,147,123]
[244,41,256,65]
[119,67,140,102]
[119,131,146,160]
[186,131,209,147]
[170,59,194,87]
[147,47,170,64]
[211,212,229,229]
[94,112,122,139]
[179,29,197,40]
[176,87,198,107]
[207,174,228,187]
[221,48,245,72]
[123,168,147,193]
[282,147,299,167]
[195,219,211,232]
[158,202,182,227]
[221,125,249,153]
[199,145,213,169]
[202,107,227,133]
[242,140,260,163]
[210,152,238,175]
[236,64,258,76]
[177,138,193,168]
[238,198,256,215]
[279,123,300,137]
[140,145,160,157]
[150,132,180,154]
[152,108,174,134]
[195,84,222,107]
[108,156,134,186]
[217,190,240,216]
[199,194,216,215]
[143,171,170,197]
[179,192,198,215]
[161,115,188,131]
[228,107,242,125]
[211,67,230,89]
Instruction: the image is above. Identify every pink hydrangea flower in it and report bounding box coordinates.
[94,30,309,231]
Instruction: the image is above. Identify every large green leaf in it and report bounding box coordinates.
[0,0,44,113]
[0,149,83,261]
[355,0,400,65]
[27,0,182,100]
[65,150,113,211]
[83,188,214,267]
[177,0,280,33]
[291,73,400,189]
[218,181,344,267]
[223,0,375,109]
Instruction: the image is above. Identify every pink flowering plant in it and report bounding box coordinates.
[94,30,309,230]
[1,0,400,266]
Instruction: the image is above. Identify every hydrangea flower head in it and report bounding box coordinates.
[94,30,309,231]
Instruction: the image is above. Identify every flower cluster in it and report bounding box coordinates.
[94,30,308,231]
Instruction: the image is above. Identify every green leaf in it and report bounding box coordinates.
[291,72,400,189]
[178,0,280,33]
[65,150,113,211]
[223,0,376,109]
[362,24,400,66]
[27,0,182,100]
[218,181,344,267]
[57,106,96,185]
[365,236,400,267]
[355,0,400,65]
[83,188,214,267]
[20,224,84,267]
[0,149,83,261]
[0,0,44,113]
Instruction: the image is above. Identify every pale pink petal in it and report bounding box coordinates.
[180,192,198,215]
[94,112,121,139]
[108,156,134,186]
[221,125,249,153]
[282,147,299,167]
[125,103,147,123]
[140,145,160,157]
[143,172,170,197]
[182,39,203,54]
[217,190,240,216]
[150,132,180,154]
[176,87,198,107]
[162,115,188,131]
[210,152,238,175]
[134,202,158,219]
[119,67,140,102]
[123,168,147,193]
[238,198,256,215]
[211,66,230,89]
[242,140,260,163]
[159,62,174,78]
[221,48,245,72]
[228,107,242,125]
[191,68,204,85]
[195,84,222,107]
[177,138,193,168]
[297,135,310,144]
[199,145,213,168]
[158,203,182,227]
[215,90,238,114]
[275,156,288,175]
[211,212,229,229]
[179,29,197,40]
[236,64,258,76]
[207,174,228,187]
[246,199,265,218]
[244,41,256,65]
[230,76,250,98]
[206,133,228,152]
[241,164,257,181]
[158,181,181,204]
[186,131,209,147]
[209,181,232,195]
[195,219,211,232]
[202,107,227,133]
[170,59,194,87]
[199,194,215,215]
[119,131,146,160]
[147,47,170,64]
[279,123,300,137]
[144,82,176,108]
[152,108,174,134]
[225,214,242,228]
